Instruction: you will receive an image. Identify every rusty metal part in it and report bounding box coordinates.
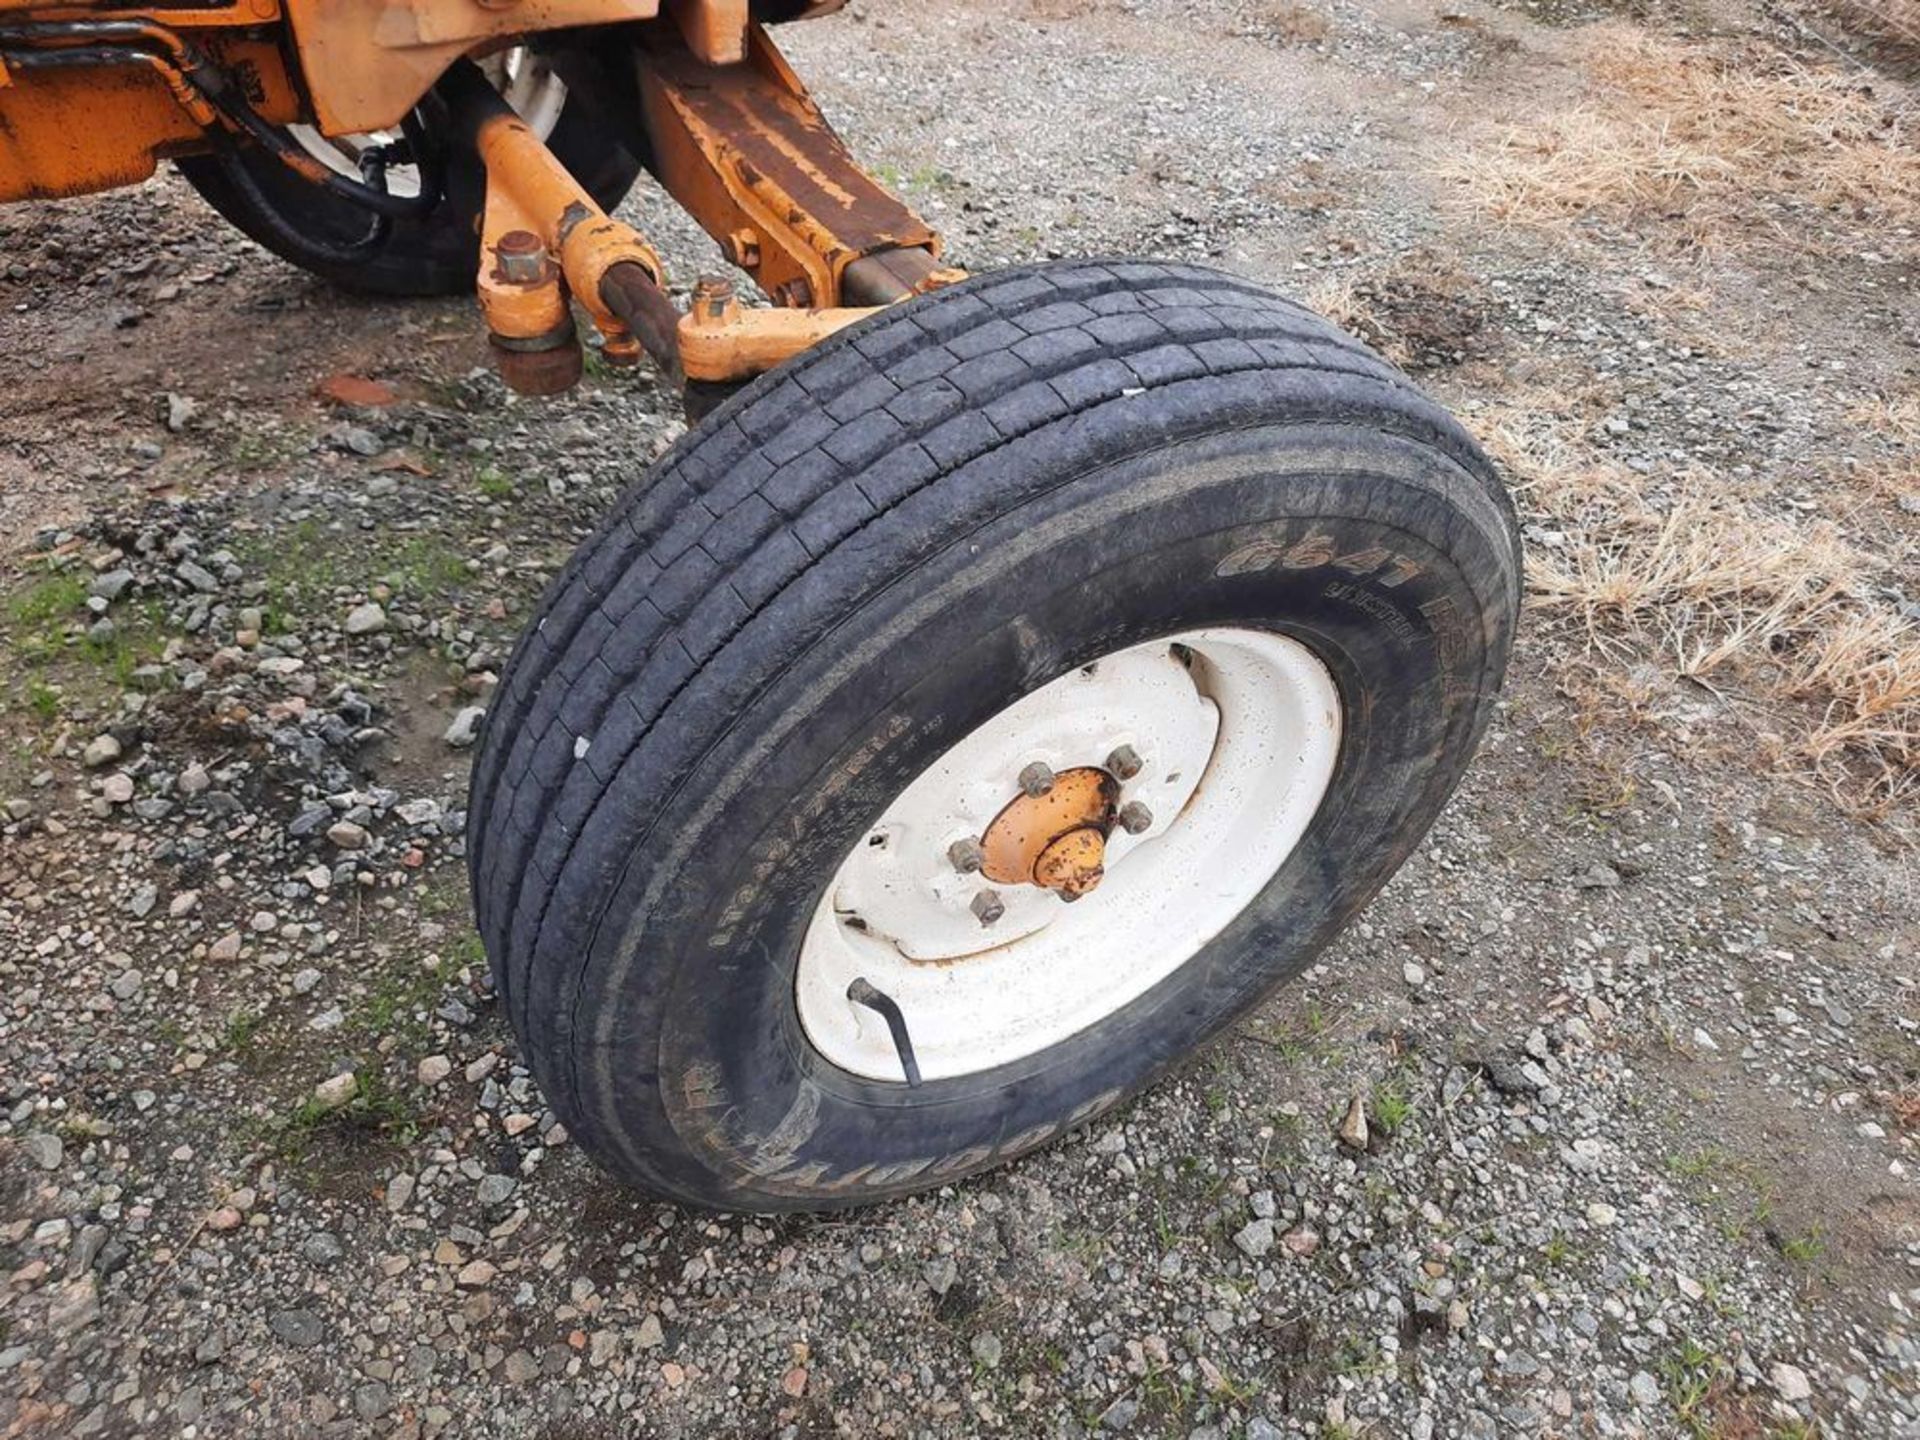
[1117,800,1153,836]
[495,228,547,284]
[980,766,1120,897]
[478,225,564,330]
[676,277,877,383]
[478,223,582,395]
[1105,744,1143,781]
[969,891,1006,928]
[491,330,584,395]
[1032,827,1107,901]
[636,20,939,309]
[946,837,985,875]
[600,261,683,375]
[1017,761,1055,798]
[841,246,962,307]
[443,60,669,391]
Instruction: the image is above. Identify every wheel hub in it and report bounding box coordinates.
[795,628,1344,1083]
[978,765,1119,899]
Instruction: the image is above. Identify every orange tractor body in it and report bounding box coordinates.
[0,0,949,393]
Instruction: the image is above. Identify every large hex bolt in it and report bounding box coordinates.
[1117,801,1153,835]
[1017,761,1056,797]
[495,229,548,284]
[947,837,985,874]
[1105,744,1143,781]
[971,890,1006,927]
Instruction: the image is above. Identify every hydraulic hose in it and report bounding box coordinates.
[0,20,446,221]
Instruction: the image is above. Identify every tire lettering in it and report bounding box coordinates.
[1215,528,1423,587]
[1331,545,1389,575]
[743,1089,1127,1198]
[862,1157,935,1188]
[1215,538,1289,577]
[1378,554,1423,588]
[1280,532,1337,568]
[928,1145,995,1177]
[1324,580,1415,642]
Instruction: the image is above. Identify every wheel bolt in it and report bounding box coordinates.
[947,837,985,874]
[971,890,1006,927]
[1118,800,1153,835]
[1105,744,1143,780]
[1018,761,1055,797]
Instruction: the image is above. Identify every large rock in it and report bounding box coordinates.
[344,602,388,636]
[22,1133,63,1170]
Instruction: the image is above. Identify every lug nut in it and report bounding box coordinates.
[1117,801,1153,835]
[971,890,1006,927]
[1106,744,1143,780]
[1018,761,1055,797]
[947,837,985,874]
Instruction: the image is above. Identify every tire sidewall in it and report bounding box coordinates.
[564,425,1511,1208]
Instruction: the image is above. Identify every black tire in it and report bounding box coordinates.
[468,259,1520,1212]
[176,58,642,298]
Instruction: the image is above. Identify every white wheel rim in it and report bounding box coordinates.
[795,628,1343,1083]
[286,52,568,200]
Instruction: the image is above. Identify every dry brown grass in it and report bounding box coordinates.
[1260,1,1332,44]
[1475,386,1920,811]
[1441,25,1920,255]
[1824,0,1920,77]
[1848,392,1920,444]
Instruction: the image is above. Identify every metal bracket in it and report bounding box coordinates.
[636,20,943,310]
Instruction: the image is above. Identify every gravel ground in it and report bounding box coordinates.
[2,0,1916,1436]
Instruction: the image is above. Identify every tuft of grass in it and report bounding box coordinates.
[6,571,88,629]
[221,1006,265,1055]
[1667,1145,1732,1180]
[1371,1078,1414,1135]
[388,535,469,597]
[283,1069,420,1144]
[1847,393,1920,445]
[350,955,450,1051]
[1441,26,1920,259]
[245,520,472,621]
[1779,1227,1826,1265]
[27,680,60,721]
[1661,1337,1727,1431]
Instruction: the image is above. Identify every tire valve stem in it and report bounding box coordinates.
[847,978,923,1088]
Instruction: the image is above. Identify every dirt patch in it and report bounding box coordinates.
[1308,249,1499,372]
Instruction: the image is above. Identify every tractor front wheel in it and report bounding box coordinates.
[466,259,1520,1211]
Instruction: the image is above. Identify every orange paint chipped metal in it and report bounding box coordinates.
[1033,827,1107,900]
[636,21,937,308]
[980,767,1120,896]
